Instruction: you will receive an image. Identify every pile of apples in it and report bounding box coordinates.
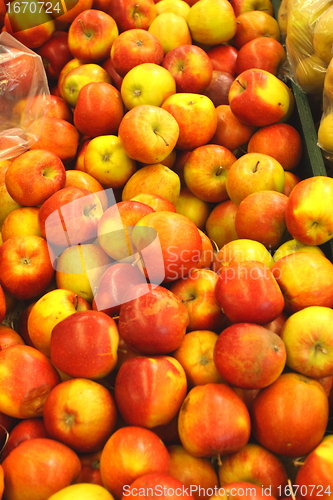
[1,0,333,499]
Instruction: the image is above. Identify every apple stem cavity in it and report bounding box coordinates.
[217,453,222,467]
[0,424,9,454]
[154,130,169,147]
[77,19,92,39]
[316,345,328,354]
[215,165,224,177]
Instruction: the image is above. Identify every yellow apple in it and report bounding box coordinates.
[324,57,333,100]
[295,53,327,94]
[187,0,237,46]
[318,112,333,153]
[148,12,192,53]
[273,238,326,261]
[213,238,274,274]
[313,5,333,64]
[48,483,114,500]
[175,187,211,229]
[155,0,191,19]
[1,207,41,242]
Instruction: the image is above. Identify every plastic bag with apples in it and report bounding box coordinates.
[318,58,333,156]
[283,0,333,95]
[0,31,50,160]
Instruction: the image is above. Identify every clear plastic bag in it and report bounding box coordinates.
[0,31,50,160]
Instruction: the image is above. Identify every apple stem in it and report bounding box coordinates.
[253,161,260,173]
[133,4,141,24]
[85,203,97,216]
[215,165,224,177]
[112,315,120,320]
[316,345,328,354]
[132,255,142,267]
[73,294,79,311]
[288,479,296,500]
[293,460,305,466]
[77,19,91,38]
[154,130,169,147]
[235,78,246,90]
[216,453,222,467]
[0,424,9,454]
[181,295,196,303]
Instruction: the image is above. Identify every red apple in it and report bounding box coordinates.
[284,176,333,245]
[114,355,187,428]
[215,260,285,324]
[0,325,25,350]
[102,57,124,90]
[0,235,54,301]
[203,70,235,107]
[74,449,103,486]
[178,383,251,458]
[109,0,157,31]
[131,210,203,283]
[170,268,227,333]
[43,378,117,453]
[247,123,303,171]
[118,105,180,164]
[235,37,286,76]
[73,82,124,137]
[99,426,170,498]
[162,44,213,93]
[251,372,329,457]
[1,418,50,463]
[2,438,81,500]
[205,199,239,250]
[183,144,236,203]
[4,8,55,49]
[283,171,301,196]
[233,10,281,49]
[68,9,118,63]
[271,252,333,313]
[60,63,111,108]
[212,239,274,274]
[50,310,119,380]
[235,190,289,250]
[212,104,256,153]
[0,286,6,325]
[118,284,189,354]
[228,69,291,127]
[214,323,286,389]
[65,170,108,211]
[111,28,164,77]
[161,92,217,151]
[0,344,61,419]
[5,149,66,207]
[36,31,73,80]
[206,44,238,76]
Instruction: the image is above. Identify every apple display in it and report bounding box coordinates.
[67,9,119,63]
[114,355,187,427]
[234,190,289,250]
[178,383,251,458]
[121,62,176,109]
[247,123,303,171]
[118,104,180,164]
[280,306,333,379]
[251,372,329,457]
[118,284,189,354]
[111,28,164,77]
[214,260,285,324]
[84,135,137,189]
[214,322,286,389]
[162,44,213,94]
[226,153,285,205]
[228,69,291,127]
[148,12,192,54]
[186,0,237,46]
[74,82,124,138]
[161,92,217,150]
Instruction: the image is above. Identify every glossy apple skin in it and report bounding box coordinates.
[167,444,219,500]
[50,310,119,380]
[271,252,333,313]
[100,426,170,498]
[206,44,238,76]
[214,323,286,389]
[178,383,251,458]
[235,37,286,76]
[295,435,333,499]
[251,373,329,457]
[27,288,91,358]
[162,44,213,94]
[228,69,290,127]
[218,443,288,499]
[111,28,164,77]
[205,199,238,250]
[170,269,227,333]
[61,63,112,108]
[235,190,289,250]
[36,31,73,80]
[114,355,187,428]
[212,239,274,275]
[109,0,157,31]
[233,10,281,49]
[132,210,203,283]
[183,144,237,203]
[65,170,108,211]
[5,149,66,207]
[0,418,50,463]
[215,261,285,325]
[0,325,25,350]
[118,284,189,354]
[43,378,117,454]
[2,438,81,500]
[247,123,303,171]
[284,176,333,245]
[68,9,118,63]
[74,82,124,138]
[0,235,55,301]
[74,449,103,486]
[124,473,195,500]
[212,104,256,153]
[161,93,217,151]
[0,345,61,419]
[280,306,333,379]
[283,171,301,196]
